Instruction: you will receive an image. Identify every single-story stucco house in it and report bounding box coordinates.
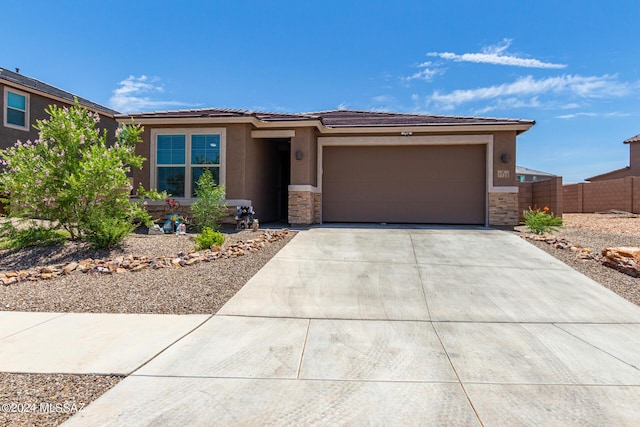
[116,108,534,227]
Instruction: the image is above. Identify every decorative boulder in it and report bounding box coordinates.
[601,247,640,277]
[148,224,164,235]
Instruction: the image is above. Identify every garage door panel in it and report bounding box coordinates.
[322,145,486,224]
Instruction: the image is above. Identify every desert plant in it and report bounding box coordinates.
[0,100,147,248]
[522,206,563,235]
[0,221,70,249]
[194,226,225,251]
[83,213,135,249]
[191,169,227,231]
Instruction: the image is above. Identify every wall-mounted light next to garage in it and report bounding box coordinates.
[295,149,303,160]
[500,153,511,163]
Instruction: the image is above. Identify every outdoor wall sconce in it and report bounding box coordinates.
[295,150,303,160]
[500,153,511,163]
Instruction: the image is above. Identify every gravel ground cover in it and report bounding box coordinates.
[0,374,121,427]
[3,215,640,426]
[0,228,294,314]
[516,212,640,306]
[0,226,295,426]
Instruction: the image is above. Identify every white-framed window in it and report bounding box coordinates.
[3,87,29,130]
[150,128,226,198]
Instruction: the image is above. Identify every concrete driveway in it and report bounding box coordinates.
[66,227,640,426]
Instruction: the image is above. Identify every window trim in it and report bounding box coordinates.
[150,127,226,201]
[3,87,30,131]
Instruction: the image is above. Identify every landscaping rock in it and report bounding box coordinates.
[0,229,292,285]
[600,247,640,278]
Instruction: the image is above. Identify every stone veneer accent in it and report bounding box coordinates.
[489,192,518,226]
[313,193,321,224]
[288,191,314,225]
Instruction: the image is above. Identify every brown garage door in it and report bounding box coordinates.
[322,145,486,224]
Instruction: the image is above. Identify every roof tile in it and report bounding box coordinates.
[119,108,534,127]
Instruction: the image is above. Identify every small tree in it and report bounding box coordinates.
[191,169,227,231]
[0,100,150,248]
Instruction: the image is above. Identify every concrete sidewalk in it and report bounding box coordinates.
[0,312,209,375]
[28,227,640,424]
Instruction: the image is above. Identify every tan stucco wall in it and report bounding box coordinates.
[492,131,517,186]
[291,127,317,186]
[133,127,152,191]
[224,123,252,199]
[629,142,640,176]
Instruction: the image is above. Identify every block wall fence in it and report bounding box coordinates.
[517,177,564,222]
[563,176,640,213]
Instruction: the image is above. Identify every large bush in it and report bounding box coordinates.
[0,101,151,248]
[191,169,227,231]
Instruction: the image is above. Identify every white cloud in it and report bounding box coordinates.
[428,74,631,109]
[555,111,632,119]
[337,102,349,110]
[428,39,566,69]
[401,61,442,83]
[109,75,192,113]
[473,97,541,114]
[403,68,441,82]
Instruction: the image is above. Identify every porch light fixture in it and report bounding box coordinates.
[500,153,511,163]
[295,149,303,160]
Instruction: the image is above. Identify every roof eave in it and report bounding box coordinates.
[585,166,630,181]
[115,115,324,129]
[117,116,535,135]
[319,122,535,134]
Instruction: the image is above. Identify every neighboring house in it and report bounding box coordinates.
[586,133,640,182]
[117,109,534,226]
[0,67,119,150]
[516,166,557,182]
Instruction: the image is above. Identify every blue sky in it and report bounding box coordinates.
[2,0,638,183]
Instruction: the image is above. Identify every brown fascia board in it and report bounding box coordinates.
[585,166,630,181]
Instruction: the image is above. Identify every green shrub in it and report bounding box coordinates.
[83,214,134,249]
[0,100,145,245]
[0,222,69,249]
[522,207,563,235]
[191,169,227,231]
[195,227,225,251]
